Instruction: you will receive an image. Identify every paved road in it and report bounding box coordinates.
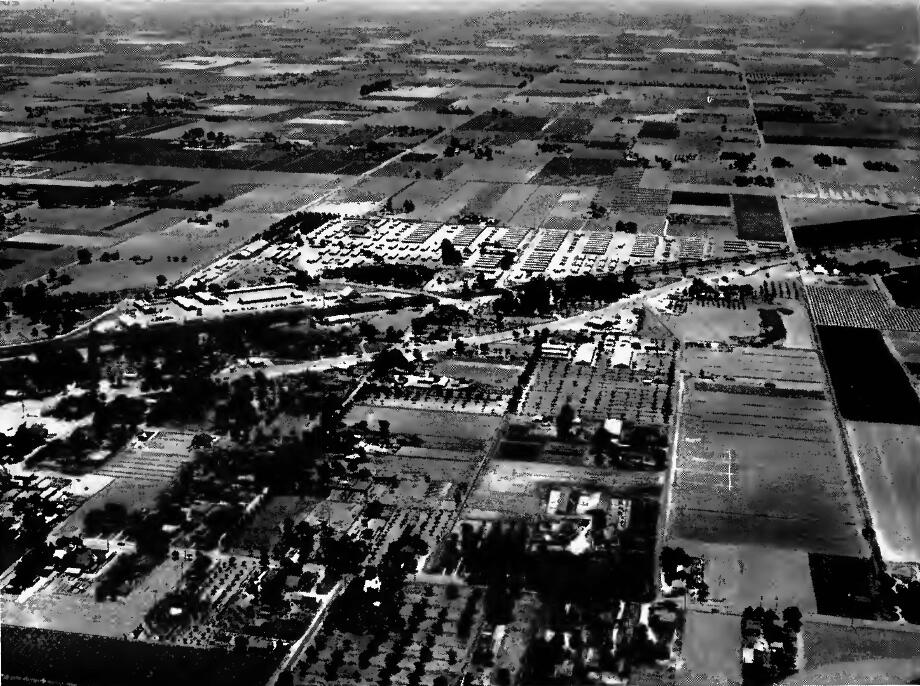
[269,577,348,685]
[220,261,784,383]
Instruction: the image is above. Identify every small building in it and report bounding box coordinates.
[574,342,597,366]
[603,418,623,439]
[173,295,202,313]
[542,343,572,360]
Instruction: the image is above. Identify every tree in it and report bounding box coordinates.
[403,199,415,213]
[813,152,833,168]
[771,156,793,168]
[440,238,462,266]
[76,248,92,265]
[371,347,413,377]
[556,401,575,441]
[191,433,212,450]
[782,606,803,633]
[156,274,168,287]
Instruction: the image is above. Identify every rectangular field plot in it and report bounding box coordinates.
[731,194,786,241]
[681,346,825,386]
[847,421,920,563]
[676,611,742,686]
[797,621,920,679]
[669,361,865,556]
[0,624,278,686]
[818,326,920,425]
[344,405,502,448]
[74,429,201,510]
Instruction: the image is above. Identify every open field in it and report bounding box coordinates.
[670,348,865,557]
[796,622,920,681]
[846,421,920,563]
[345,405,502,446]
[466,459,661,515]
[3,555,185,637]
[55,212,271,291]
[668,539,819,614]
[677,611,742,686]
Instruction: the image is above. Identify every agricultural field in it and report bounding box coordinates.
[669,347,866,557]
[2,3,920,685]
[55,429,201,521]
[54,211,271,291]
[0,624,278,686]
[846,421,920,563]
[818,326,920,425]
[5,204,149,236]
[795,622,920,680]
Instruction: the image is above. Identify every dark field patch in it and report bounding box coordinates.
[531,156,631,185]
[883,266,920,309]
[817,325,920,425]
[456,112,550,135]
[732,193,785,241]
[762,134,901,148]
[16,137,285,170]
[0,240,62,251]
[808,554,879,619]
[670,190,732,207]
[637,121,679,140]
[0,625,279,686]
[543,117,594,141]
[793,214,920,249]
